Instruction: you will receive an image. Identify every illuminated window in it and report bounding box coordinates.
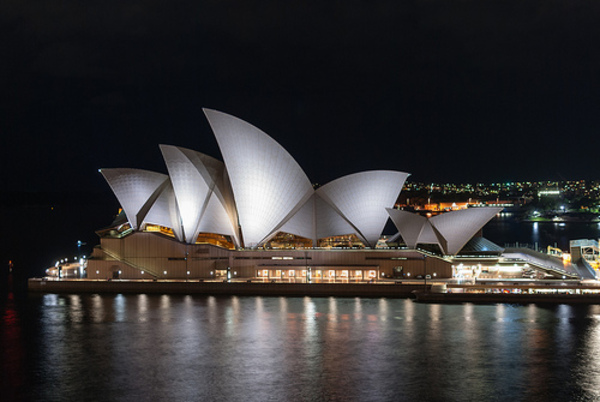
[195,233,235,249]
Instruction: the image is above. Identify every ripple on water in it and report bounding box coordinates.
[1,294,599,401]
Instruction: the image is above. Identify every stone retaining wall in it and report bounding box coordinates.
[28,278,428,298]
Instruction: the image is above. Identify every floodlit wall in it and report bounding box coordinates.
[86,259,145,280]
[87,232,453,279]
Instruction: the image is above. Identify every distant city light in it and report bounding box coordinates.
[538,190,560,196]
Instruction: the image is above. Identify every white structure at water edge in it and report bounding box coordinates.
[100,109,410,249]
[86,108,527,282]
[387,207,503,255]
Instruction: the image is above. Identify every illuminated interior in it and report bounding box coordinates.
[195,233,235,249]
[141,225,237,249]
[265,232,313,249]
[97,222,132,238]
[143,224,176,238]
[256,268,378,281]
[318,234,365,248]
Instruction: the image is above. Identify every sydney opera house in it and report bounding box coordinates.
[87,109,504,281]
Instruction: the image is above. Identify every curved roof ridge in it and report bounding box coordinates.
[386,209,427,249]
[100,168,169,230]
[429,207,502,254]
[142,181,184,242]
[316,170,410,246]
[203,108,313,247]
[160,144,239,245]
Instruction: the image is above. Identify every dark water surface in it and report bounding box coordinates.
[3,292,600,401]
[3,214,600,401]
[484,214,600,251]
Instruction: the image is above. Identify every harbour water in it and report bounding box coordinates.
[484,213,600,251]
[3,216,600,401]
[3,293,600,401]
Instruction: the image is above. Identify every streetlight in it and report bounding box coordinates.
[77,240,86,259]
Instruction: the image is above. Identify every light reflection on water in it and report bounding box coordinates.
[485,218,600,250]
[2,295,600,401]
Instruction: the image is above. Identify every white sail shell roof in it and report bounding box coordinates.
[196,192,239,242]
[204,108,314,247]
[142,181,184,241]
[160,145,239,245]
[100,168,169,230]
[316,171,409,247]
[314,194,360,240]
[386,209,428,249]
[276,195,316,242]
[387,207,501,255]
[101,109,414,250]
[275,193,361,243]
[417,221,447,252]
[429,207,502,255]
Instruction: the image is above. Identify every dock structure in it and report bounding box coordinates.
[28,277,600,305]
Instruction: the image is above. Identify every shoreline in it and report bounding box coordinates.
[27,278,427,298]
[27,278,600,305]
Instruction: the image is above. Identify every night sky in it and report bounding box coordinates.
[3,0,600,192]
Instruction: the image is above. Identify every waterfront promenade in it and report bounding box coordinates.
[28,277,600,304]
[28,278,428,298]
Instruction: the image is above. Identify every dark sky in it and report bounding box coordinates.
[3,0,600,192]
